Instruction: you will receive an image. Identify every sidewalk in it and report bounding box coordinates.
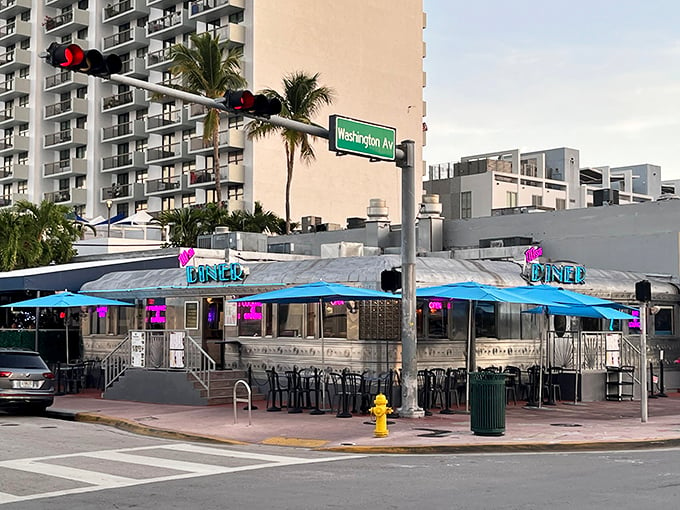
[47,390,680,454]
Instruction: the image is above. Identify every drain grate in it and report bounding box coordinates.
[550,423,582,427]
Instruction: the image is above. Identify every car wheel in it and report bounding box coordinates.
[24,405,48,416]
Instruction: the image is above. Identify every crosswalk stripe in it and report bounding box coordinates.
[161,442,319,463]
[80,450,236,475]
[1,459,136,486]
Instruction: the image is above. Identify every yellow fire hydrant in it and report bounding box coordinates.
[369,393,393,438]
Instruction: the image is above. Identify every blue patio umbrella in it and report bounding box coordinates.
[508,285,634,407]
[416,281,561,411]
[2,291,132,363]
[232,281,399,411]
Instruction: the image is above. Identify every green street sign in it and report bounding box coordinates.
[328,115,396,161]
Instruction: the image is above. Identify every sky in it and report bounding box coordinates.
[422,0,680,180]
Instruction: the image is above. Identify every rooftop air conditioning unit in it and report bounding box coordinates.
[489,240,504,248]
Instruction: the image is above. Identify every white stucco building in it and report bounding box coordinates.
[0,0,426,226]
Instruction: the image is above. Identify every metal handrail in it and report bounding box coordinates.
[101,334,131,390]
[185,334,216,397]
[233,379,252,425]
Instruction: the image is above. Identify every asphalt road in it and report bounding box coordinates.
[1,415,679,509]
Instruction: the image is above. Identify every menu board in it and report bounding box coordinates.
[169,331,185,368]
[131,331,146,367]
[224,302,238,326]
[185,301,199,330]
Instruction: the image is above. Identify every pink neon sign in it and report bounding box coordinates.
[146,304,166,323]
[178,247,195,267]
[524,246,543,263]
[238,302,263,321]
[95,306,108,318]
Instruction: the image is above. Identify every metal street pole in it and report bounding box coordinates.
[396,140,423,418]
[640,302,648,423]
[103,73,421,416]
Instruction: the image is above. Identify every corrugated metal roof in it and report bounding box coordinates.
[79,255,679,302]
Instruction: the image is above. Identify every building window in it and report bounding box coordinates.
[532,195,543,207]
[17,152,28,165]
[475,302,497,338]
[227,185,243,200]
[555,198,566,210]
[654,307,674,336]
[161,197,175,211]
[322,301,347,338]
[135,169,147,183]
[181,193,195,207]
[277,304,304,337]
[17,180,27,193]
[228,150,244,164]
[237,301,262,337]
[228,116,244,129]
[75,176,86,189]
[75,146,86,158]
[506,191,518,208]
[135,201,147,211]
[461,191,472,219]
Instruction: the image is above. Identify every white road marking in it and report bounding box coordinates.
[0,443,362,505]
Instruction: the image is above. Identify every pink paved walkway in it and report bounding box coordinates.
[48,390,680,453]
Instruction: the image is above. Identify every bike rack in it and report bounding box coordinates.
[233,379,252,426]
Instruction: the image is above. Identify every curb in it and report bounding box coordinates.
[72,412,248,446]
[46,409,680,454]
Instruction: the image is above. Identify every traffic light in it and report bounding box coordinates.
[45,42,122,77]
[223,90,282,117]
[381,269,402,293]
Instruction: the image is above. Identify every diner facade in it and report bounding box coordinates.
[79,254,680,400]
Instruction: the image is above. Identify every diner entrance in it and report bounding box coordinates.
[203,297,224,347]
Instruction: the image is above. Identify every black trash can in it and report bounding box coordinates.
[469,371,506,436]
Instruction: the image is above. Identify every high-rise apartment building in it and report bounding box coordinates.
[0,0,425,226]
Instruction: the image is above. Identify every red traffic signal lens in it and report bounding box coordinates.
[62,44,85,68]
[234,91,255,110]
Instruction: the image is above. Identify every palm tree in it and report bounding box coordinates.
[247,71,335,233]
[14,200,81,266]
[168,32,247,206]
[226,201,285,234]
[155,203,230,247]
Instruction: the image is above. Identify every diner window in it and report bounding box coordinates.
[323,301,347,338]
[237,301,262,336]
[475,302,497,338]
[449,301,469,341]
[654,307,673,336]
[145,298,166,330]
[265,304,273,336]
[277,303,304,337]
[88,305,108,335]
[306,304,317,338]
[427,300,447,339]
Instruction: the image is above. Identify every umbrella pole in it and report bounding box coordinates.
[65,308,70,365]
[319,299,330,411]
[465,301,474,413]
[537,311,547,408]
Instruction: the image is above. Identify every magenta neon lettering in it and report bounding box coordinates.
[524,246,543,263]
[146,304,166,323]
[178,247,195,267]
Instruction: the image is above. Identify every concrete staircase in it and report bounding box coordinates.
[103,368,263,406]
[195,370,264,406]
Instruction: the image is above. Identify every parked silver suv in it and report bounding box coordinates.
[0,349,55,414]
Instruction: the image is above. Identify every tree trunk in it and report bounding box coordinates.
[213,129,222,206]
[285,144,295,234]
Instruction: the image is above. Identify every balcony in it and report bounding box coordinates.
[146,175,183,195]
[45,0,72,7]
[188,102,208,120]
[101,182,145,201]
[118,57,147,79]
[0,163,28,182]
[102,26,147,52]
[0,105,29,128]
[43,9,89,37]
[146,108,192,134]
[188,128,245,155]
[189,163,244,187]
[0,134,29,155]
[102,88,146,113]
[146,141,191,164]
[199,23,245,48]
[44,128,88,150]
[44,188,87,206]
[0,0,32,17]
[146,47,174,71]
[0,47,30,73]
[101,151,147,172]
[189,0,245,22]
[0,192,27,207]
[103,0,149,24]
[44,97,88,122]
[0,18,31,45]
[0,76,29,101]
[145,77,181,102]
[43,158,87,178]
[102,119,146,142]
[147,9,196,39]
[44,70,89,94]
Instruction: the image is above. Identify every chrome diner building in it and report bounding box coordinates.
[79,254,680,402]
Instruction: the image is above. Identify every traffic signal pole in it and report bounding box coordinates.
[101,72,422,418]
